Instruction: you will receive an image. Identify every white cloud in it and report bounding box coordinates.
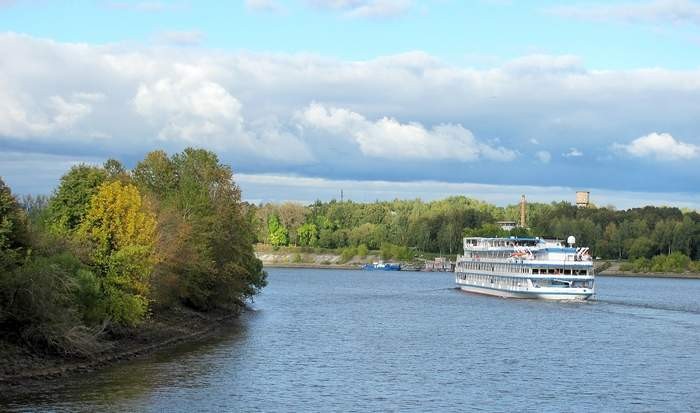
[155,30,205,46]
[307,0,412,18]
[563,148,583,158]
[245,0,284,13]
[0,91,95,138]
[503,54,584,74]
[133,74,244,144]
[1,33,700,194]
[614,132,700,160]
[298,103,517,161]
[548,0,700,25]
[106,1,179,12]
[536,150,551,163]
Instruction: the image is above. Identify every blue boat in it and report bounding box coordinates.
[362,262,401,271]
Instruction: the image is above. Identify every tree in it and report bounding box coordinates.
[627,237,654,259]
[297,223,319,247]
[277,202,307,245]
[267,214,289,247]
[0,178,29,271]
[104,159,128,182]
[46,165,107,234]
[140,148,266,311]
[78,181,157,326]
[132,150,177,198]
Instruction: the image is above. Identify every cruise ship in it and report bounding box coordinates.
[454,236,595,300]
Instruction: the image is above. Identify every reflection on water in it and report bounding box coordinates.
[3,271,700,412]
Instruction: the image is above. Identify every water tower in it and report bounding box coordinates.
[576,191,590,208]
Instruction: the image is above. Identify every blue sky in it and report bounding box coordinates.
[1,0,700,208]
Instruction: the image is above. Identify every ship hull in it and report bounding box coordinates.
[456,282,593,300]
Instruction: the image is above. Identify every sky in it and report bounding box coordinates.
[1,0,700,208]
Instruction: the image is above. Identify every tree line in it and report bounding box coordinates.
[253,197,700,263]
[0,149,265,355]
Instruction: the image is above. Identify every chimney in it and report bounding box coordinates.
[519,194,527,228]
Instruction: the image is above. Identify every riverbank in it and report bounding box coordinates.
[255,245,377,269]
[259,250,700,278]
[596,261,700,279]
[0,306,242,388]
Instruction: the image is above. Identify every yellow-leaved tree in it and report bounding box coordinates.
[78,181,156,327]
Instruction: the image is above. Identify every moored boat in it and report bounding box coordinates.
[362,262,401,271]
[455,236,594,300]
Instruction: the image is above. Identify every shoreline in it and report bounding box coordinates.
[597,271,700,279]
[0,306,242,389]
[264,263,359,270]
[265,262,700,279]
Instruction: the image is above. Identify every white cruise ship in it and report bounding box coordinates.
[455,236,595,300]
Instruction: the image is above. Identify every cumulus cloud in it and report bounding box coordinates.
[0,91,96,138]
[133,74,245,144]
[307,0,412,18]
[1,33,700,193]
[548,0,700,25]
[297,103,517,162]
[614,132,700,160]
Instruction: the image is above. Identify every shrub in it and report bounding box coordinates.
[340,246,357,263]
[0,254,102,355]
[357,244,368,258]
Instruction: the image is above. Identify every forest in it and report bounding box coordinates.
[0,149,266,356]
[253,196,700,270]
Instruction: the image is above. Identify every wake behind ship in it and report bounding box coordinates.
[455,236,594,300]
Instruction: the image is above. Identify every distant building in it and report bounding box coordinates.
[497,220,518,231]
[576,191,590,208]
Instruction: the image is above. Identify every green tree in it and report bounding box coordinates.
[137,149,266,311]
[0,177,29,271]
[267,214,289,247]
[627,237,654,259]
[46,165,107,234]
[297,223,319,247]
[132,150,177,198]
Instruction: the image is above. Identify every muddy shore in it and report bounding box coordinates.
[0,306,242,389]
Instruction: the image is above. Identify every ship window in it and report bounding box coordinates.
[564,269,572,275]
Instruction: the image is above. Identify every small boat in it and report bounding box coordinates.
[362,261,401,271]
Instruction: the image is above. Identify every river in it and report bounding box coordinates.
[3,269,700,412]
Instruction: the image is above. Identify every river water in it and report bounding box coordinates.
[3,269,700,412]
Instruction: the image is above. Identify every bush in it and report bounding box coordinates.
[357,244,368,258]
[380,243,413,261]
[340,246,357,263]
[0,253,102,355]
